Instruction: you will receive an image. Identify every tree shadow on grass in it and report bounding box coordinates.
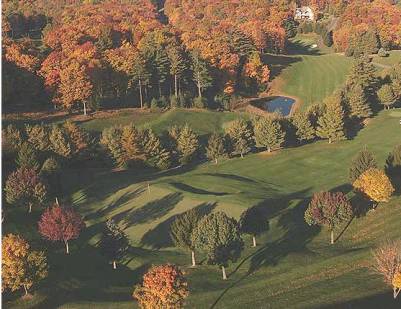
[200,173,259,184]
[261,54,302,79]
[140,202,218,249]
[320,290,401,309]
[170,182,229,196]
[85,185,147,221]
[112,192,183,229]
[29,245,148,308]
[248,197,320,274]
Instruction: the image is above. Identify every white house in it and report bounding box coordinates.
[295,6,314,21]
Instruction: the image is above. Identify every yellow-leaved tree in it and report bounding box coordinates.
[2,234,48,297]
[353,168,394,203]
[393,272,401,299]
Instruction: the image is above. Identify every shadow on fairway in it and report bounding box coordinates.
[112,192,183,229]
[210,190,320,309]
[320,290,401,309]
[170,182,229,196]
[26,246,149,308]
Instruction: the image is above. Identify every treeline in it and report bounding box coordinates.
[3,0,288,113]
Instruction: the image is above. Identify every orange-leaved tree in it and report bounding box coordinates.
[133,264,189,309]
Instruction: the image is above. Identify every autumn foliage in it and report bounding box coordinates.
[133,264,189,309]
[38,204,85,254]
[353,168,394,203]
[304,191,353,244]
[2,234,48,296]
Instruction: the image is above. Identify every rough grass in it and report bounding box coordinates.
[4,109,401,309]
[372,50,401,67]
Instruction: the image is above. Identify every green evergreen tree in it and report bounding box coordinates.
[170,208,203,267]
[377,84,396,110]
[167,44,187,97]
[225,119,254,158]
[291,111,315,143]
[191,212,243,280]
[253,116,285,152]
[49,126,72,158]
[99,219,129,269]
[100,126,125,167]
[177,124,199,165]
[316,95,346,144]
[347,84,372,118]
[3,125,23,155]
[25,124,50,152]
[190,51,212,98]
[206,133,226,164]
[385,144,401,190]
[238,207,268,247]
[349,147,378,183]
[154,48,170,97]
[120,124,145,166]
[389,63,401,100]
[346,56,378,98]
[142,129,171,170]
[16,143,40,171]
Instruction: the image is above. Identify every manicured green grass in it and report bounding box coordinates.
[81,109,245,135]
[372,50,401,67]
[268,35,352,110]
[4,109,401,308]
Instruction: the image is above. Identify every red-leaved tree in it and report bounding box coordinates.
[304,191,353,244]
[38,204,85,254]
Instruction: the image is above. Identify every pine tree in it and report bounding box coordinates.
[62,121,90,157]
[120,124,145,166]
[190,51,212,98]
[347,84,372,119]
[49,125,72,158]
[377,84,396,110]
[142,129,171,170]
[100,126,125,168]
[346,56,378,98]
[225,119,254,158]
[291,111,315,143]
[99,219,129,269]
[253,116,285,152]
[177,124,199,165]
[389,63,401,100]
[167,44,187,97]
[316,95,346,144]
[25,124,50,152]
[206,133,226,164]
[349,147,378,183]
[16,142,40,171]
[155,49,170,95]
[385,145,401,190]
[170,208,202,267]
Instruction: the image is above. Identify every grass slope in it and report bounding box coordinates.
[268,34,352,110]
[4,109,401,309]
[81,109,244,135]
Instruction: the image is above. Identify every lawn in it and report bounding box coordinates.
[80,108,245,135]
[267,34,352,110]
[372,50,401,67]
[4,109,401,308]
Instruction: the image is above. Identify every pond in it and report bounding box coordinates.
[263,96,295,116]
